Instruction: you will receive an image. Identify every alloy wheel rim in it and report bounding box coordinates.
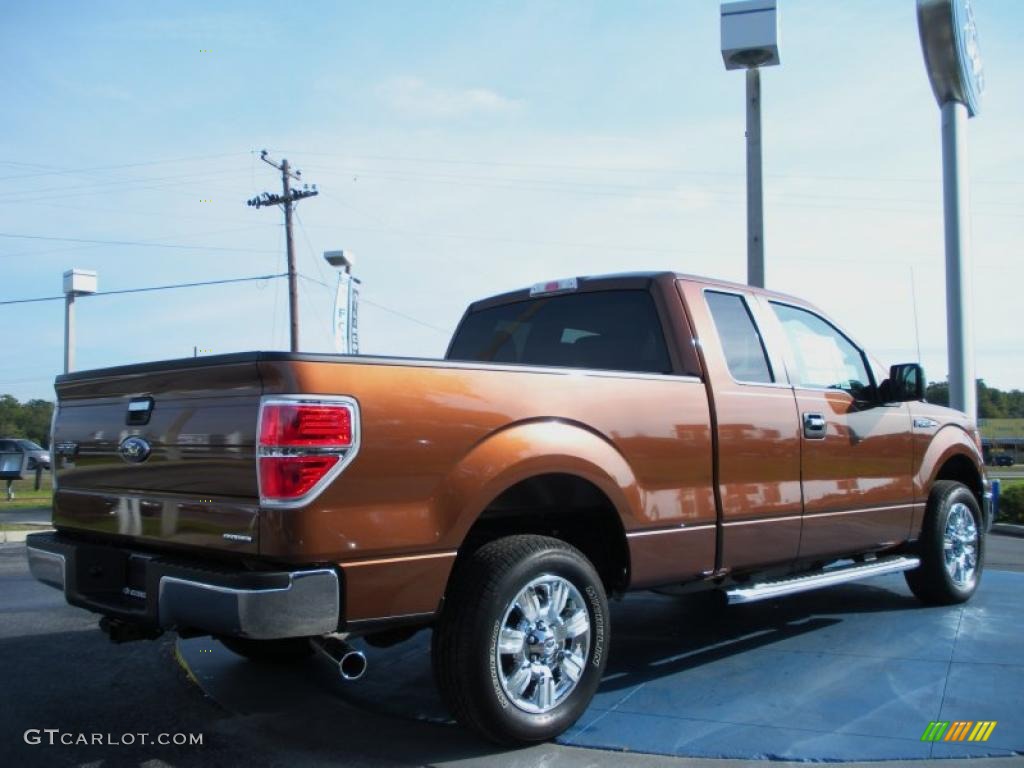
[943,502,978,587]
[494,573,591,714]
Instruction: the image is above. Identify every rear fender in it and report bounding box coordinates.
[433,419,641,543]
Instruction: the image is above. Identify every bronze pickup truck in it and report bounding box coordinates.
[27,272,991,745]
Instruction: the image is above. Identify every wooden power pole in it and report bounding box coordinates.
[247,150,318,352]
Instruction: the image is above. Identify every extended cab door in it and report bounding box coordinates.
[763,300,914,559]
[679,281,803,571]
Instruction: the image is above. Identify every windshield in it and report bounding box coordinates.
[17,440,43,451]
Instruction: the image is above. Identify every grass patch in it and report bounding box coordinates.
[1,474,53,510]
[0,522,52,532]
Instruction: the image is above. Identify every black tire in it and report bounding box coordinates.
[432,535,609,746]
[217,636,314,663]
[904,480,984,605]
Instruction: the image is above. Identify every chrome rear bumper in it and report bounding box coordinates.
[27,532,340,639]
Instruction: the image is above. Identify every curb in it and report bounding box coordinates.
[0,527,54,543]
[992,523,1024,539]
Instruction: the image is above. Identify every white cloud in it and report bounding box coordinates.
[377,77,522,119]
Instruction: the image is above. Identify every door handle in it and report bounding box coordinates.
[803,412,827,439]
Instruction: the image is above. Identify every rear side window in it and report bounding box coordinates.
[705,291,773,383]
[447,290,672,374]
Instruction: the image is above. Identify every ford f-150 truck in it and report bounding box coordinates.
[27,272,990,745]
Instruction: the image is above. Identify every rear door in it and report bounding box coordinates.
[764,301,914,559]
[679,281,803,571]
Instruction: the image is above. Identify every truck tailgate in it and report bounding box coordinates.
[51,355,263,555]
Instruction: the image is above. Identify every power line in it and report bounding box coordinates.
[0,151,249,182]
[297,274,451,335]
[294,211,340,346]
[306,164,1023,216]
[0,273,286,306]
[0,230,280,259]
[269,148,1024,188]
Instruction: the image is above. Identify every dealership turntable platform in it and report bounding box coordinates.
[179,570,1024,761]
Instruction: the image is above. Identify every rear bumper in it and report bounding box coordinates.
[26,532,340,639]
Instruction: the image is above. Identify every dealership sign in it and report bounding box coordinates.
[333,272,361,355]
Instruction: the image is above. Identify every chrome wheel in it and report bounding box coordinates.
[943,502,978,587]
[494,573,590,714]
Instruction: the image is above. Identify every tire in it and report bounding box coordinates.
[217,636,314,663]
[904,480,984,605]
[432,535,609,746]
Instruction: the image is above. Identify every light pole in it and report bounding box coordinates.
[62,269,97,373]
[917,0,984,421]
[721,0,780,288]
[324,251,361,355]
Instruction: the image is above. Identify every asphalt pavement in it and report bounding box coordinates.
[1,535,1022,768]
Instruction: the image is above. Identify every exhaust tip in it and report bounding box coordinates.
[310,635,368,681]
[339,650,367,681]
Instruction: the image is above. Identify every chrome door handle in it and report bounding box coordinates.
[803,413,827,439]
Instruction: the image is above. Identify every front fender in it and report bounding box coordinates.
[916,425,982,494]
[911,424,984,535]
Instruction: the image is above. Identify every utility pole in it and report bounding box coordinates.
[247,150,319,352]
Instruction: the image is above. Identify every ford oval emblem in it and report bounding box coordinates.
[118,436,151,463]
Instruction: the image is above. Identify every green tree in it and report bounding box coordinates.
[0,395,55,447]
[925,380,1024,419]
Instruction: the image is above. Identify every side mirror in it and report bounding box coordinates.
[881,363,925,402]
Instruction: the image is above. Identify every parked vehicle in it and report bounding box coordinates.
[27,272,990,745]
[0,438,50,470]
[992,454,1014,467]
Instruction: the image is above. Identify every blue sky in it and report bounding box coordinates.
[1,0,1021,401]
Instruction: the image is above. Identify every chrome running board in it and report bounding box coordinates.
[725,555,921,605]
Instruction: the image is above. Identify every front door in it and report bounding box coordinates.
[766,301,914,560]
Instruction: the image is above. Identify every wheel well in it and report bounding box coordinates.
[459,473,630,591]
[935,454,982,502]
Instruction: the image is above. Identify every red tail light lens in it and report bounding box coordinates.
[259,404,352,447]
[260,456,340,499]
[258,398,359,506]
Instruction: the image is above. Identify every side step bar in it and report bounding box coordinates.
[725,555,921,605]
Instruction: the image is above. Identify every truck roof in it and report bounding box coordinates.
[467,270,811,312]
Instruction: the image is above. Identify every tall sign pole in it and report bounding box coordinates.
[248,150,319,352]
[62,269,97,373]
[721,0,780,288]
[745,68,764,287]
[917,0,984,421]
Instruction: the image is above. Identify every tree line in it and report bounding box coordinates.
[924,381,1024,419]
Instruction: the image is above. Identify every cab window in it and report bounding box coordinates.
[771,303,872,398]
[448,290,672,374]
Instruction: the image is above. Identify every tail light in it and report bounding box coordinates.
[257,396,360,507]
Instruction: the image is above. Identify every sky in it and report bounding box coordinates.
[1,0,1021,402]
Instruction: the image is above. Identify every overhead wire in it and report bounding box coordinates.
[0,273,287,306]
[0,229,281,260]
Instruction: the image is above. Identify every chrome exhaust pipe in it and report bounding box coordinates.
[310,635,367,681]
